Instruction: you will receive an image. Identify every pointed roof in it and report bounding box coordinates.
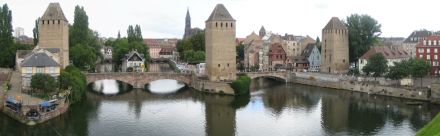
[260,26,266,32]
[323,17,346,30]
[41,3,67,21]
[186,8,190,19]
[21,49,60,67]
[206,4,235,22]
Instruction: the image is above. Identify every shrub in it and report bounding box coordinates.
[230,75,251,95]
[31,73,58,93]
[59,65,87,104]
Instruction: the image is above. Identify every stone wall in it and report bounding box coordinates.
[192,78,235,95]
[431,80,440,103]
[293,73,430,101]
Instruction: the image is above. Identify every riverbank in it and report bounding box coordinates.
[417,113,440,136]
[292,72,431,102]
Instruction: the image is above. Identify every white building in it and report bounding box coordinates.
[14,27,25,38]
[121,50,145,72]
[358,46,411,74]
[196,63,206,76]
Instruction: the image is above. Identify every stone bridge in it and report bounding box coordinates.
[241,71,292,82]
[86,72,194,89]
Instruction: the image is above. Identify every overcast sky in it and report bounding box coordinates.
[3,0,440,39]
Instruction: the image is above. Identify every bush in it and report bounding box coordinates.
[230,75,251,95]
[59,65,87,104]
[31,73,58,93]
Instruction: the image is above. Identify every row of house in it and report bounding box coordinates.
[242,26,320,72]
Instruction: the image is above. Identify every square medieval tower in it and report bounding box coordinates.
[38,3,69,68]
[321,17,349,74]
[205,4,237,81]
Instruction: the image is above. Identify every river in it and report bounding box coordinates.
[0,63,439,136]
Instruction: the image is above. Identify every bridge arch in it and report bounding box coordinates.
[86,72,193,89]
[242,72,289,82]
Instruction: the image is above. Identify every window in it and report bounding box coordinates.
[218,64,220,67]
[221,22,223,27]
[226,23,228,27]
[49,67,55,73]
[42,20,45,24]
[423,40,427,45]
[419,55,423,58]
[418,48,424,53]
[435,40,437,46]
[231,23,233,27]
[361,60,364,64]
[227,63,230,67]
[435,55,438,60]
[58,20,60,24]
[26,67,32,73]
[427,55,431,60]
[53,20,55,24]
[435,48,438,53]
[429,40,432,46]
[216,22,218,27]
[427,48,431,53]
[36,67,44,73]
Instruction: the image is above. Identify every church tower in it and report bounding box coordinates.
[39,3,69,68]
[259,26,266,38]
[205,4,236,81]
[183,8,191,39]
[320,17,349,74]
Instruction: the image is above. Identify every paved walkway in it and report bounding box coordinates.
[6,71,43,105]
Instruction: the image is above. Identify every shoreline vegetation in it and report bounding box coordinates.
[417,113,440,136]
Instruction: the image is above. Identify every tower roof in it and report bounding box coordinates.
[41,3,67,21]
[323,17,346,30]
[186,8,190,19]
[206,4,235,22]
[260,26,266,32]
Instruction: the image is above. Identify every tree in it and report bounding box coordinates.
[70,43,97,71]
[59,66,87,104]
[31,73,58,93]
[0,4,15,68]
[70,6,90,47]
[32,18,39,46]
[236,43,244,61]
[362,53,388,80]
[176,31,205,62]
[409,58,431,87]
[230,75,251,95]
[386,60,410,86]
[69,5,101,71]
[345,14,382,66]
[316,37,321,51]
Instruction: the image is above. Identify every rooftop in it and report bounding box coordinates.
[206,4,235,22]
[41,3,67,21]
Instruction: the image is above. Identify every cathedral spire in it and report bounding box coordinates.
[184,7,192,39]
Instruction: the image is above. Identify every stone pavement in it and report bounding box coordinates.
[6,71,43,105]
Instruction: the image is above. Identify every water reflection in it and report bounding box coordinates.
[1,78,439,136]
[148,79,185,94]
[89,80,133,95]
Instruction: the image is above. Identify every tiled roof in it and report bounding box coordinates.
[301,44,316,58]
[323,17,346,30]
[43,48,60,53]
[41,3,67,21]
[360,46,410,59]
[21,50,59,67]
[206,4,235,22]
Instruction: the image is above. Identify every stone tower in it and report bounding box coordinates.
[205,4,236,81]
[321,17,349,74]
[183,8,191,39]
[259,26,266,38]
[39,3,69,68]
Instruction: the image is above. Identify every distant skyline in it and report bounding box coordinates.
[3,0,440,39]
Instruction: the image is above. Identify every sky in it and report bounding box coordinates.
[3,0,440,39]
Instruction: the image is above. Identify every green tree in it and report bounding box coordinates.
[69,5,102,71]
[409,58,431,87]
[362,53,388,80]
[31,73,58,93]
[176,31,205,62]
[59,65,87,104]
[0,4,15,68]
[236,43,244,61]
[70,6,90,47]
[386,60,410,86]
[70,43,97,71]
[32,18,39,46]
[345,14,382,65]
[230,75,251,95]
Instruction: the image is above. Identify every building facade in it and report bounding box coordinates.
[205,4,237,81]
[358,46,411,74]
[403,30,436,57]
[121,50,145,72]
[416,36,440,75]
[302,44,320,71]
[268,43,287,70]
[38,3,69,68]
[20,48,61,89]
[320,17,349,74]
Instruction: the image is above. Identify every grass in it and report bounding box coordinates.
[417,113,440,136]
